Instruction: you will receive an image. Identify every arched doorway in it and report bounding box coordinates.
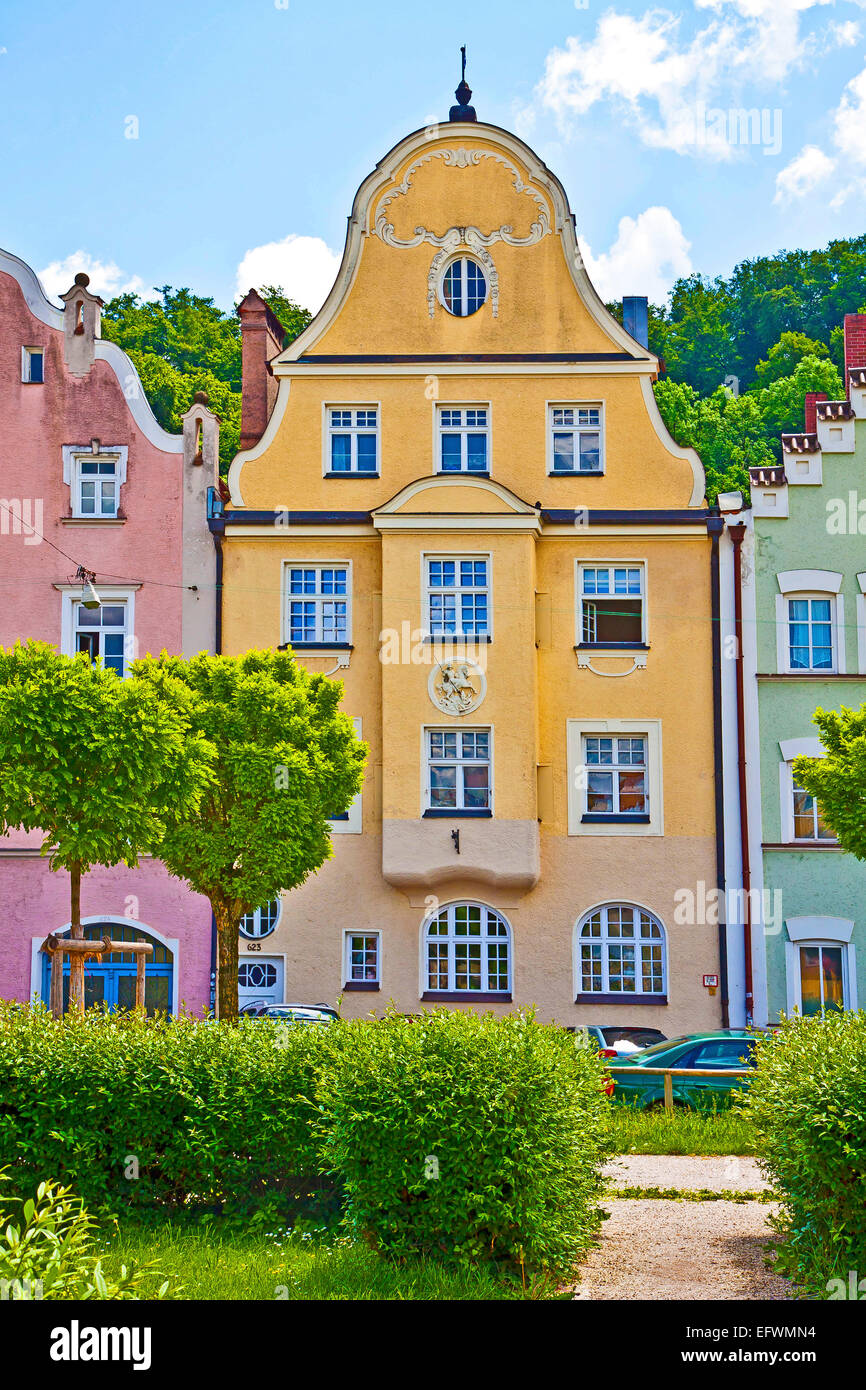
[40,922,174,1017]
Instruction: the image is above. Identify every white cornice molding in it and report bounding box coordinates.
[0,246,64,326]
[785,915,854,944]
[374,472,537,518]
[779,737,824,762]
[776,568,843,594]
[271,359,658,379]
[274,123,654,366]
[639,376,706,507]
[227,379,292,506]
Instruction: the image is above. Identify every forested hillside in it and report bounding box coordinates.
[101,234,866,499]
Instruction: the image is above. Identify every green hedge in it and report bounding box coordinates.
[741,1011,866,1297]
[318,1009,614,1275]
[0,1003,612,1278]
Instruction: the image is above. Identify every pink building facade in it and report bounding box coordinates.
[0,247,219,1015]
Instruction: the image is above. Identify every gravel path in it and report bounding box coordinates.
[602,1154,769,1192]
[575,1198,792,1301]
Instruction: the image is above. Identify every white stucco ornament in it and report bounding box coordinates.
[428,660,487,715]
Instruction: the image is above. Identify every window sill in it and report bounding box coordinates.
[325,472,380,479]
[435,471,490,478]
[422,991,511,1003]
[423,808,492,818]
[548,469,605,477]
[343,981,380,992]
[576,643,649,651]
[575,993,667,1006]
[423,634,492,644]
[762,841,841,851]
[278,642,354,651]
[581,813,651,824]
[60,516,126,526]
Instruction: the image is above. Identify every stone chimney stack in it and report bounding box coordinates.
[843,312,866,397]
[237,289,285,451]
[804,391,828,434]
[59,272,103,377]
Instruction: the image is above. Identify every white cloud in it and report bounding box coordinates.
[774,143,836,203]
[235,234,341,314]
[36,251,153,301]
[579,205,692,303]
[775,58,866,208]
[532,2,832,159]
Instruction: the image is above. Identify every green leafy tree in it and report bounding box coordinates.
[0,642,213,1012]
[752,331,829,385]
[659,274,737,394]
[754,355,844,445]
[653,378,773,502]
[132,650,367,1022]
[794,706,866,859]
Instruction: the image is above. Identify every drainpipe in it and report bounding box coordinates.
[708,516,730,1028]
[728,522,754,1024]
[207,491,224,1018]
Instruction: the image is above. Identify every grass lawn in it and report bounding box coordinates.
[98,1220,543,1301]
[608,1103,755,1156]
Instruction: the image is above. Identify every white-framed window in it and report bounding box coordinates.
[583,735,648,818]
[775,571,844,674]
[326,407,378,475]
[239,900,281,940]
[791,779,836,842]
[344,931,380,986]
[425,728,491,813]
[436,406,489,474]
[575,903,667,1000]
[22,346,44,383]
[284,564,350,645]
[74,600,130,677]
[330,717,363,834]
[577,562,645,645]
[785,917,857,1014]
[567,719,663,835]
[787,596,834,671]
[548,404,603,474]
[440,257,487,317]
[425,556,490,639]
[77,457,119,517]
[62,446,128,521]
[424,902,511,996]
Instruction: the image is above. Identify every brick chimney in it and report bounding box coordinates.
[59,272,103,378]
[237,289,285,451]
[804,391,828,434]
[844,312,866,397]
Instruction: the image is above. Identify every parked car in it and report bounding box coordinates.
[609,1030,758,1109]
[239,999,276,1018]
[254,1003,339,1026]
[570,1024,668,1057]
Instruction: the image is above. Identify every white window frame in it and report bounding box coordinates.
[784,916,857,1013]
[567,718,663,836]
[323,404,380,476]
[547,402,604,475]
[21,346,44,383]
[778,739,837,845]
[775,571,844,674]
[237,955,285,1006]
[62,445,128,521]
[343,929,381,986]
[573,902,668,1001]
[330,717,363,834]
[855,572,866,674]
[438,256,488,317]
[423,553,492,641]
[422,901,512,997]
[575,560,647,647]
[238,899,282,940]
[58,585,138,679]
[434,403,491,475]
[424,726,493,814]
[281,560,352,647]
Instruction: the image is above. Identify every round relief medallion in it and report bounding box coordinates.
[428,660,487,716]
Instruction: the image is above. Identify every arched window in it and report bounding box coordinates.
[423,901,511,998]
[441,257,487,317]
[239,900,281,940]
[576,903,667,1001]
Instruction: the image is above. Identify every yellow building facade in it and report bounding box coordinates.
[220,112,724,1032]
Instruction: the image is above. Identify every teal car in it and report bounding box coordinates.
[610,1029,758,1109]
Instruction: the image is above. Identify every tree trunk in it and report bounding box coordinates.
[214,900,240,1024]
[68,861,85,1015]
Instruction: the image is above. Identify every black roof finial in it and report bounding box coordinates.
[449,44,477,122]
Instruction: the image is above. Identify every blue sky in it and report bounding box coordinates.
[2,0,866,312]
